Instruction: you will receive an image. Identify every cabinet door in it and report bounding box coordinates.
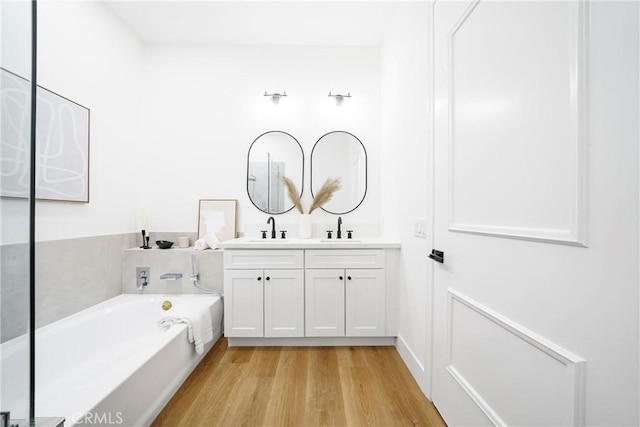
[345,269,385,337]
[264,269,304,337]
[305,269,345,337]
[224,269,264,337]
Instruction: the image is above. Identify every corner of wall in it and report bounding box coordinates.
[395,334,428,397]
[381,1,434,400]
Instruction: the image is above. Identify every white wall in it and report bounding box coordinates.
[380,3,432,395]
[36,0,144,241]
[36,3,383,241]
[580,2,639,422]
[138,45,381,238]
[1,0,32,78]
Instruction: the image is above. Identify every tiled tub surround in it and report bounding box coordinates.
[122,247,223,295]
[1,232,199,343]
[1,234,135,342]
[1,242,29,343]
[35,234,137,329]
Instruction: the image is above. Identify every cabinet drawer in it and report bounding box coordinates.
[305,249,385,269]
[224,250,304,269]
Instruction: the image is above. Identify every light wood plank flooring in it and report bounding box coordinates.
[152,338,446,426]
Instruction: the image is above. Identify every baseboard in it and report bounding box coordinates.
[395,334,428,397]
[228,336,395,347]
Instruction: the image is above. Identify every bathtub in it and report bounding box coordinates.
[1,294,222,426]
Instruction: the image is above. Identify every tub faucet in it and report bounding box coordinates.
[337,217,343,239]
[267,216,276,239]
[137,267,149,290]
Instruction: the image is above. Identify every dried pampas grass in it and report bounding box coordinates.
[309,177,342,213]
[282,176,304,214]
[282,176,342,214]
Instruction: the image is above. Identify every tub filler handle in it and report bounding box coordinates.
[137,267,150,290]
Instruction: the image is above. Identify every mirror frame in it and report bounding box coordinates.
[246,130,304,215]
[310,130,367,215]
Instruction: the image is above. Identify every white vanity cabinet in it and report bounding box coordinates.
[305,249,386,337]
[223,250,304,338]
[221,241,399,346]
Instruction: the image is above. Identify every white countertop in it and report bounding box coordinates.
[218,237,401,249]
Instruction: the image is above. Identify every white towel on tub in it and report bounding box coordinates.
[203,232,219,250]
[194,233,219,251]
[158,302,214,355]
[193,239,209,250]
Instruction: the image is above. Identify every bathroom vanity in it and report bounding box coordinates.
[219,238,400,346]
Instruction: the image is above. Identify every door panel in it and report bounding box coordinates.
[431,1,638,426]
[445,0,587,245]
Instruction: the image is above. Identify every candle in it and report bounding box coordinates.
[140,210,148,231]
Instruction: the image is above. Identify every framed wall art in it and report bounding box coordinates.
[1,67,90,202]
[197,199,237,241]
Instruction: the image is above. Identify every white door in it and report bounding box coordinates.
[223,269,264,337]
[264,269,304,337]
[431,1,638,426]
[345,269,385,337]
[305,269,345,337]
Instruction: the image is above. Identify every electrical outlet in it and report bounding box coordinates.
[414,218,427,239]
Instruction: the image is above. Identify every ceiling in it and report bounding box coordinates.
[102,1,402,46]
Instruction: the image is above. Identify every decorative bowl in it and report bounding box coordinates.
[156,240,174,249]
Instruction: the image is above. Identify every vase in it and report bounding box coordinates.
[299,214,312,239]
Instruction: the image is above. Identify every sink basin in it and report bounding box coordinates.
[320,239,361,243]
[248,239,289,243]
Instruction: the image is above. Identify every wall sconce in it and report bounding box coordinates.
[328,92,351,105]
[264,91,287,104]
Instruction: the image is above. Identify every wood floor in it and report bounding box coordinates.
[152,338,446,427]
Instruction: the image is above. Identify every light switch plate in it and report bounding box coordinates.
[414,218,427,239]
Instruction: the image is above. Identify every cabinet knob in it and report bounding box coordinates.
[339,276,344,280]
[257,276,262,281]
[265,276,270,281]
[347,276,352,280]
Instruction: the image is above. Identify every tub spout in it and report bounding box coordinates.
[160,273,182,280]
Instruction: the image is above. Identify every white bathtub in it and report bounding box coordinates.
[1,294,222,426]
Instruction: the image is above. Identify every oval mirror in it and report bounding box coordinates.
[311,131,367,214]
[247,131,304,214]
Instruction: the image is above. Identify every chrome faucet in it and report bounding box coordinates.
[267,216,276,239]
[337,217,343,239]
[137,267,149,290]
